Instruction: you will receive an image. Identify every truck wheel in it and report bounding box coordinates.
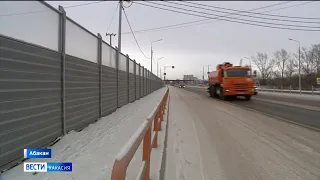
[245,95,251,101]
[209,87,214,97]
[219,87,227,100]
[212,86,218,98]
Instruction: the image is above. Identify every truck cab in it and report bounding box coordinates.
[208,62,255,100]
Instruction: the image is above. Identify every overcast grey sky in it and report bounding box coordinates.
[47,1,320,80]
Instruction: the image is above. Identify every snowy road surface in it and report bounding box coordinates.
[1,87,167,180]
[185,86,320,130]
[165,86,320,180]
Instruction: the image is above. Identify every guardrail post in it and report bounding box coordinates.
[142,127,151,180]
[58,6,67,135]
[152,111,159,148]
[97,33,102,118]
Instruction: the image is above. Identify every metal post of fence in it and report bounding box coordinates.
[142,66,145,96]
[97,33,102,118]
[134,60,136,100]
[116,47,119,108]
[312,85,314,96]
[290,85,291,93]
[139,63,141,98]
[58,6,67,135]
[126,54,130,103]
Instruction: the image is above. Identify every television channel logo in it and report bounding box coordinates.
[23,162,47,172]
[24,162,72,172]
[24,148,51,159]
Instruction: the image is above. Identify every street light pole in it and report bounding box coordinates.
[156,57,164,77]
[244,57,252,75]
[151,39,162,74]
[106,33,116,46]
[202,66,204,82]
[289,38,301,94]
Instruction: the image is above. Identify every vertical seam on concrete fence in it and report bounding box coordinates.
[97,33,102,118]
[58,6,66,135]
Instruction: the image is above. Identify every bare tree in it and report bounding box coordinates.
[300,47,314,75]
[310,44,320,75]
[274,49,290,86]
[251,52,275,80]
[285,57,297,79]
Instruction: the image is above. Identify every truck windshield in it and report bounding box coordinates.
[226,69,251,77]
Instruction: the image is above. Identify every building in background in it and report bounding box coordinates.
[183,75,200,85]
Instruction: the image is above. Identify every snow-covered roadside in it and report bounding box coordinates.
[1,87,167,180]
[165,88,206,180]
[257,91,320,100]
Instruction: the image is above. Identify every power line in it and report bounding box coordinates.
[133,2,320,32]
[167,1,320,24]
[106,2,120,33]
[123,1,315,35]
[0,1,105,17]
[122,8,150,60]
[179,1,319,20]
[143,1,320,29]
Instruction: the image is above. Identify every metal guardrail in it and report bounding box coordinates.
[257,88,320,95]
[111,88,169,180]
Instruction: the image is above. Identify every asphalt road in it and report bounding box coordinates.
[182,86,320,130]
[165,86,320,180]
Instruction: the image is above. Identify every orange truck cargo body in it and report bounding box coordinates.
[208,62,255,100]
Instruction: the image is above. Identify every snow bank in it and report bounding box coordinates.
[1,87,167,180]
[258,91,320,101]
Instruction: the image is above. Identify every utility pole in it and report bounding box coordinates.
[116,0,123,108]
[106,33,116,46]
[117,1,122,53]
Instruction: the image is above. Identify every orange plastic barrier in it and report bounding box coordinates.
[111,88,169,180]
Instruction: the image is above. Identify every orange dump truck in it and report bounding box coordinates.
[207,62,255,100]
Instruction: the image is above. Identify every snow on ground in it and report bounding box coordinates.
[165,88,207,180]
[257,91,320,101]
[1,87,167,180]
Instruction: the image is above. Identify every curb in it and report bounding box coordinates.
[158,93,170,180]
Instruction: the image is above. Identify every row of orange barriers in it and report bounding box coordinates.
[111,88,170,180]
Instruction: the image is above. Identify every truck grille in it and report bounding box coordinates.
[234,83,248,89]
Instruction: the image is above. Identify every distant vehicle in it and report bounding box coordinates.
[179,84,186,88]
[207,62,255,100]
